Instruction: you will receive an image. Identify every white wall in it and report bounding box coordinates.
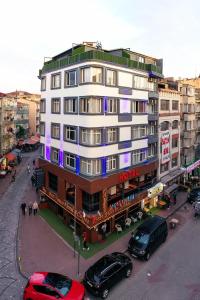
[119,152,131,168]
[119,127,131,141]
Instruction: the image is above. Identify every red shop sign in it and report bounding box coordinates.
[119,169,139,182]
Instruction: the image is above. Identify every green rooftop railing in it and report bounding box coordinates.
[42,50,162,75]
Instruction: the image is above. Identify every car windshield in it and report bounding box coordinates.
[88,256,114,282]
[43,273,72,296]
[133,231,149,245]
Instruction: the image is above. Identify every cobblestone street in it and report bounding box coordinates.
[0,151,38,300]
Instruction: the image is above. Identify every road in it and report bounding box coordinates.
[0,151,37,300]
[95,212,200,300]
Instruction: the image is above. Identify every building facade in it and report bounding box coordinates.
[0,93,16,155]
[39,44,163,242]
[16,102,29,138]
[7,91,40,136]
[157,82,182,190]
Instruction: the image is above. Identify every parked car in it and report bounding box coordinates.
[187,187,200,204]
[128,215,168,261]
[23,272,85,300]
[83,252,132,299]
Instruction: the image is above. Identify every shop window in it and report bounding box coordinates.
[160,162,169,173]
[65,182,75,205]
[48,172,58,192]
[82,191,100,213]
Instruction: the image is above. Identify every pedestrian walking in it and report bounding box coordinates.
[21,202,26,215]
[28,202,33,215]
[82,231,89,251]
[31,174,35,187]
[32,159,35,166]
[32,201,38,215]
[101,223,107,240]
[173,192,177,205]
[27,164,31,174]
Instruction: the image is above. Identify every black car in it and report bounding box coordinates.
[187,188,200,204]
[83,252,132,299]
[128,215,168,261]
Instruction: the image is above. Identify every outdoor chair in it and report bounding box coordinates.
[125,217,132,228]
[115,224,123,233]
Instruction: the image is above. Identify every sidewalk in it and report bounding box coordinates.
[18,190,189,281]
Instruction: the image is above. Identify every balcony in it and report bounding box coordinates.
[148,134,158,143]
[148,113,158,121]
[149,91,159,99]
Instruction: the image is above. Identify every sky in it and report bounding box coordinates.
[0,0,200,94]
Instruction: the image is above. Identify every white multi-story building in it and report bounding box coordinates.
[39,43,163,242]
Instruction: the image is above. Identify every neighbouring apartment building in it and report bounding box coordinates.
[16,102,29,138]
[181,77,200,166]
[179,83,199,175]
[157,81,182,193]
[7,91,40,136]
[38,43,163,242]
[0,93,16,155]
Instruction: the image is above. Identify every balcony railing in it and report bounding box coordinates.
[42,50,163,76]
[40,187,147,229]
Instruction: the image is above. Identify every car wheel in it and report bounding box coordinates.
[125,268,132,278]
[145,252,150,261]
[102,288,109,299]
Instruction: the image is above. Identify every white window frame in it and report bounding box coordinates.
[52,98,60,113]
[107,98,117,113]
[51,124,60,139]
[106,69,117,86]
[132,126,147,139]
[64,152,76,169]
[106,156,117,172]
[64,126,76,142]
[65,70,77,86]
[51,148,59,163]
[51,73,61,89]
[132,149,147,165]
[133,76,148,89]
[81,159,101,175]
[80,97,102,113]
[40,122,45,136]
[41,77,46,91]
[64,98,77,113]
[107,128,117,143]
[81,129,101,145]
[40,99,46,113]
[81,67,103,83]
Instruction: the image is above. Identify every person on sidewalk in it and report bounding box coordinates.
[101,223,107,240]
[173,192,177,205]
[21,202,26,215]
[82,231,89,251]
[32,201,38,215]
[27,164,31,174]
[28,202,33,215]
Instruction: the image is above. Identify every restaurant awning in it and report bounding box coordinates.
[5,152,16,162]
[160,168,185,185]
[24,138,38,145]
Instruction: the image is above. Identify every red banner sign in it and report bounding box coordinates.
[119,169,139,182]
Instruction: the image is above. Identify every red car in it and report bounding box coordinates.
[23,272,85,300]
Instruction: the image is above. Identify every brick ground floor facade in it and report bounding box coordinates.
[39,158,159,243]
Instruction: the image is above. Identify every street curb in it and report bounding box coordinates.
[165,199,188,220]
[16,211,29,280]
